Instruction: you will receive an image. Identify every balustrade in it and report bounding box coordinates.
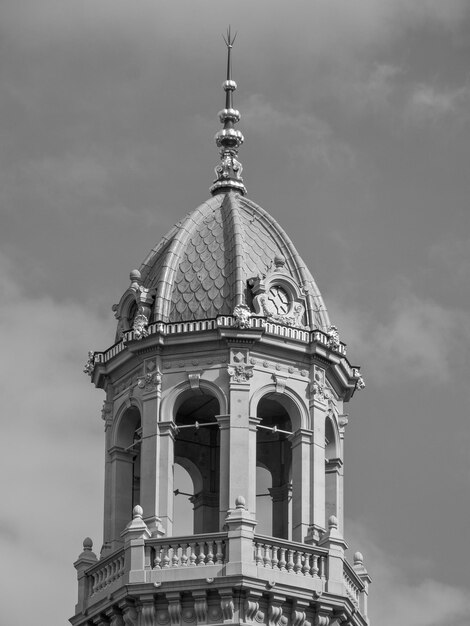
[253,536,327,579]
[343,560,363,607]
[146,533,226,569]
[87,550,125,596]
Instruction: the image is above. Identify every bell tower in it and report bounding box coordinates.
[72,33,371,626]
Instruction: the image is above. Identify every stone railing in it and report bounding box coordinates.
[145,533,227,569]
[93,316,349,366]
[77,521,368,626]
[253,535,327,579]
[86,549,125,596]
[343,559,363,607]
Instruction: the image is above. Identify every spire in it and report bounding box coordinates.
[210,28,247,196]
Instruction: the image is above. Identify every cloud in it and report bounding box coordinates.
[242,94,356,172]
[429,237,470,284]
[331,284,470,384]
[0,250,109,625]
[2,0,468,57]
[347,519,470,626]
[406,83,470,124]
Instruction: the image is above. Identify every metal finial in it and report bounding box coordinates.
[210,29,246,196]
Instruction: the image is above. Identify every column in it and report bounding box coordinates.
[108,446,134,547]
[216,414,230,528]
[225,347,258,516]
[306,380,329,543]
[156,420,177,534]
[268,483,291,539]
[325,457,343,531]
[289,428,313,542]
[140,383,165,536]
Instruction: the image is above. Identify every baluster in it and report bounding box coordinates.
[215,539,224,564]
[320,556,326,581]
[162,546,171,568]
[96,568,103,591]
[263,544,271,568]
[286,549,294,573]
[278,547,286,571]
[180,543,189,566]
[206,542,214,565]
[255,542,263,565]
[172,544,180,567]
[197,542,206,566]
[294,550,302,574]
[311,554,319,578]
[301,552,309,576]
[154,547,162,569]
[271,545,279,570]
[189,542,197,566]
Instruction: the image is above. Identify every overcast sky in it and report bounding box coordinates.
[1,2,470,624]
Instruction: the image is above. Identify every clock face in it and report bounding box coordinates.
[267,285,290,315]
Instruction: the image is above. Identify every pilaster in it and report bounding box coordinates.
[289,428,313,542]
[156,420,177,534]
[139,359,165,536]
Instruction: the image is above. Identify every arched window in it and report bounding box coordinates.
[256,395,293,540]
[174,391,220,534]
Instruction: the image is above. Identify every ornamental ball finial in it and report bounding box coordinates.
[235,495,246,509]
[328,515,338,530]
[274,254,286,269]
[132,505,143,519]
[354,551,364,565]
[83,537,93,550]
[130,269,141,283]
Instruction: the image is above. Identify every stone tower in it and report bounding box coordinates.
[73,33,371,626]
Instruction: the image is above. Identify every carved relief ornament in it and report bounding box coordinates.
[113,269,156,343]
[83,351,95,376]
[249,256,306,329]
[233,303,252,328]
[227,350,254,383]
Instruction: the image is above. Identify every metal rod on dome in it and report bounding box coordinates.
[222,27,237,110]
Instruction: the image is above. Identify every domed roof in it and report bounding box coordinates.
[138,191,330,331]
[115,38,330,336]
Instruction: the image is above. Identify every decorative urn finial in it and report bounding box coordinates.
[210,27,247,196]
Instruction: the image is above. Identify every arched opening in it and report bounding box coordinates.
[174,391,220,534]
[256,395,292,540]
[325,416,340,524]
[111,405,141,539]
